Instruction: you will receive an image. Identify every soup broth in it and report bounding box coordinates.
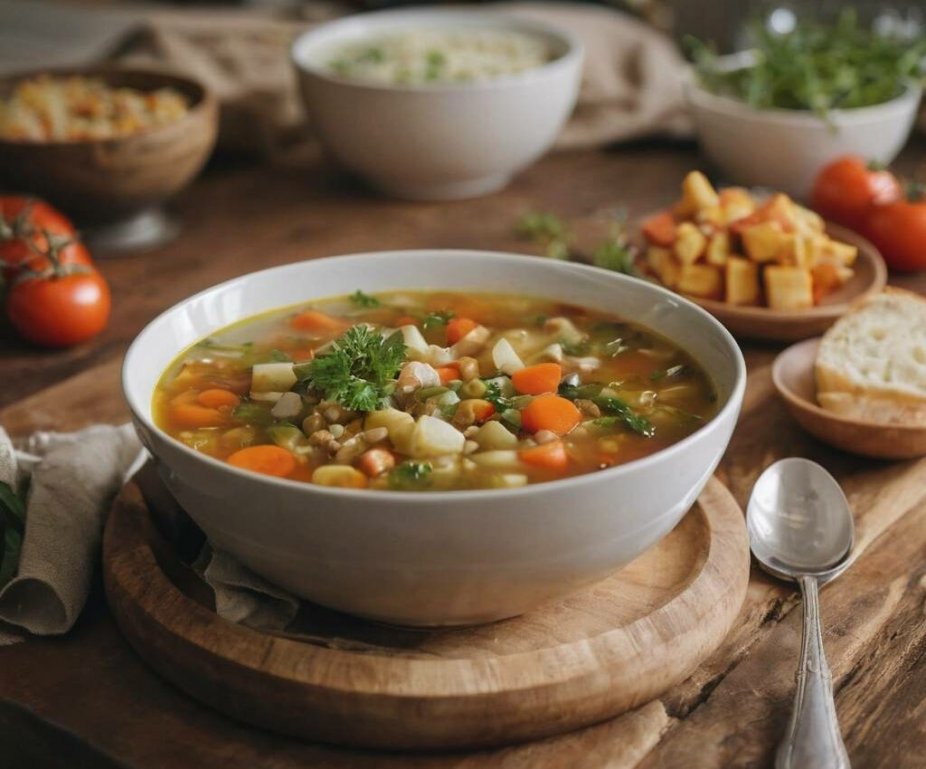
[154,290,716,490]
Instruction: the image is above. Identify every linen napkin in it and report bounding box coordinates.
[113,2,691,158]
[0,424,143,645]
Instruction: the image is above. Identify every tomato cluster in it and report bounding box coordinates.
[811,156,926,273]
[0,197,111,347]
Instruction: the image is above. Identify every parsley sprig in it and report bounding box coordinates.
[304,325,405,412]
[350,290,381,308]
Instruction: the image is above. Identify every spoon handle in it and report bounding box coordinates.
[776,575,850,769]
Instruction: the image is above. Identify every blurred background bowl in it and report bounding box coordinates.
[0,67,218,250]
[685,53,921,199]
[291,8,583,201]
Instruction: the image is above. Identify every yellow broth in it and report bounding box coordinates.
[153,290,717,490]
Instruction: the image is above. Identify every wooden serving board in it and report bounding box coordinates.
[102,470,750,752]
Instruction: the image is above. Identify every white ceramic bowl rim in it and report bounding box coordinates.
[123,250,746,502]
[290,6,584,94]
[685,51,922,126]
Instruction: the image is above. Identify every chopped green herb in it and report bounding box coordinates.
[359,47,385,64]
[558,381,603,401]
[594,396,655,438]
[231,403,275,425]
[423,310,455,330]
[560,338,590,357]
[307,325,406,412]
[689,10,926,119]
[483,380,511,411]
[425,50,446,80]
[267,349,292,363]
[389,461,433,490]
[350,290,382,308]
[593,240,642,277]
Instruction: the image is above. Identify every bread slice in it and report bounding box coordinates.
[815,288,926,424]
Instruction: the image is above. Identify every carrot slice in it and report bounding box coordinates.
[470,399,496,424]
[512,363,562,395]
[290,310,346,332]
[436,364,461,384]
[446,317,477,345]
[519,441,569,470]
[520,394,581,435]
[227,445,296,477]
[196,389,241,409]
[170,402,228,429]
[641,212,678,247]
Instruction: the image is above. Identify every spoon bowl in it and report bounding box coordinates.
[747,457,854,582]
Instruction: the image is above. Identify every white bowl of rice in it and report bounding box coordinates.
[292,8,583,200]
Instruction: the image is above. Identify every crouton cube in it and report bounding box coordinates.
[765,265,814,310]
[742,221,793,263]
[706,231,730,266]
[719,187,756,224]
[647,246,680,288]
[674,222,708,265]
[674,171,720,218]
[725,257,760,306]
[641,211,677,247]
[730,193,796,236]
[696,205,725,229]
[677,263,723,300]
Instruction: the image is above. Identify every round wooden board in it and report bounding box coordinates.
[102,471,749,752]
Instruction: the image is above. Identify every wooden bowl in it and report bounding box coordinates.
[633,217,887,343]
[0,67,218,224]
[772,337,926,459]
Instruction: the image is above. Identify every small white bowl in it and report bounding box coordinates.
[686,53,922,199]
[291,8,583,201]
[123,251,746,626]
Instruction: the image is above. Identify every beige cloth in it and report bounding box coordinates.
[115,3,690,158]
[0,425,143,645]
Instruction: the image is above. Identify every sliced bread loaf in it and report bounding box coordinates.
[815,288,926,424]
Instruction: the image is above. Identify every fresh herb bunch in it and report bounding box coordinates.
[305,325,405,411]
[689,10,926,117]
[517,211,572,260]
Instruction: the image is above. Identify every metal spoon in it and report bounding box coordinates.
[747,458,854,769]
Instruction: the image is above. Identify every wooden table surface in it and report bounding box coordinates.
[2,137,926,769]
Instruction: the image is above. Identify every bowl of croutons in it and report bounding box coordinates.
[636,171,887,342]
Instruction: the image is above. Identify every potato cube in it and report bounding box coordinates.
[719,187,756,224]
[810,262,850,303]
[741,221,793,263]
[822,238,858,266]
[793,204,825,235]
[765,265,814,310]
[674,222,708,265]
[724,256,760,306]
[695,205,725,229]
[674,171,720,218]
[706,231,730,266]
[677,263,723,300]
[647,246,680,288]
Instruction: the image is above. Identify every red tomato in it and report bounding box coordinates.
[864,199,926,272]
[810,156,902,231]
[6,265,111,347]
[0,196,87,277]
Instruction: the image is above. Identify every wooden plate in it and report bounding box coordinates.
[773,338,926,459]
[103,469,750,752]
[632,218,887,343]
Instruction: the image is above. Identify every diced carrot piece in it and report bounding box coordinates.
[446,317,477,345]
[227,445,296,477]
[642,212,678,247]
[395,315,418,327]
[290,310,346,332]
[196,389,241,409]
[520,394,581,435]
[170,402,228,429]
[519,441,569,470]
[470,399,496,424]
[436,364,461,384]
[357,448,396,478]
[512,363,562,395]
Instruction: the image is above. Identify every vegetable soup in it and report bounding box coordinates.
[154,291,716,490]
